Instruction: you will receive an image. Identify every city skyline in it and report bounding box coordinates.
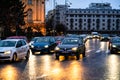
[46,0,120,14]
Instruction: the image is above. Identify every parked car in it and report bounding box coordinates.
[0,39,30,62]
[109,37,120,54]
[55,37,86,60]
[30,36,57,54]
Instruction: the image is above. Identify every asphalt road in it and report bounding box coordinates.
[0,38,120,80]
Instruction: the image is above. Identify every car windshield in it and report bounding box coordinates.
[111,38,120,43]
[36,37,49,43]
[0,41,16,47]
[62,39,79,44]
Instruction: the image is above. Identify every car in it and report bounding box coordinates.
[109,37,120,54]
[55,37,86,60]
[29,37,40,48]
[30,36,57,54]
[100,34,110,41]
[55,36,64,45]
[0,39,30,62]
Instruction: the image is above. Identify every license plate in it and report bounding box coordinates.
[62,51,67,53]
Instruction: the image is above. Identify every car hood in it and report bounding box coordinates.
[0,47,14,52]
[33,42,50,47]
[58,44,78,48]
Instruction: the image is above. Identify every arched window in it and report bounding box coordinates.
[28,0,32,4]
[27,9,33,23]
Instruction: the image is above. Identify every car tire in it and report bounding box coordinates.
[25,51,30,60]
[12,53,17,62]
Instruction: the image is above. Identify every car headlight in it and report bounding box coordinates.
[72,47,78,51]
[55,47,60,51]
[44,45,49,48]
[4,50,11,54]
[31,45,34,48]
[112,45,116,48]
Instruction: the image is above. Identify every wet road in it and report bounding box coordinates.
[1,39,120,80]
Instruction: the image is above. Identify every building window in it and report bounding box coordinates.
[27,9,33,23]
[28,0,32,4]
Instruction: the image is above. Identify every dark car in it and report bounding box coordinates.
[100,34,110,41]
[30,36,57,54]
[55,37,86,60]
[109,37,120,54]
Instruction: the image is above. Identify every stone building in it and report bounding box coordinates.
[22,0,46,35]
[49,3,120,34]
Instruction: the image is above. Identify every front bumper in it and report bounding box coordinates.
[0,54,12,61]
[111,47,120,53]
[55,50,79,56]
[31,47,50,53]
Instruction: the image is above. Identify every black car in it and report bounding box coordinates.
[30,36,57,54]
[109,37,120,54]
[100,34,110,41]
[55,37,86,60]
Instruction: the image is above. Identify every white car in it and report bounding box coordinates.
[0,39,30,62]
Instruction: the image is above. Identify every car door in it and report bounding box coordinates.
[16,40,23,58]
[21,40,29,57]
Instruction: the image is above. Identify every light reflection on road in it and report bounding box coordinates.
[0,65,18,80]
[1,39,120,80]
[105,54,120,80]
[28,53,37,79]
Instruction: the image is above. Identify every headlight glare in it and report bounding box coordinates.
[31,45,34,48]
[112,45,116,47]
[4,50,11,54]
[72,47,78,51]
[44,45,49,48]
[55,47,60,51]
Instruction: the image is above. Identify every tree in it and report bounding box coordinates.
[46,15,54,36]
[55,23,67,35]
[0,0,27,37]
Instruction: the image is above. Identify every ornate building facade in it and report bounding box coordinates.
[49,3,120,34]
[22,0,46,35]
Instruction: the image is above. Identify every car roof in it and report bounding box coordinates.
[64,37,79,40]
[2,39,23,41]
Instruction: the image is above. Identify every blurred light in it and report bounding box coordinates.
[1,65,18,80]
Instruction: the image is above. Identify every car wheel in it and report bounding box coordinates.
[25,51,30,60]
[12,53,17,62]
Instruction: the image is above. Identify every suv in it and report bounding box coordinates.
[55,37,86,60]
[0,39,30,62]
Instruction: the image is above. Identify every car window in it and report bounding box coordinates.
[111,38,120,43]
[50,38,55,42]
[36,37,49,42]
[21,40,26,46]
[0,41,16,47]
[16,41,22,47]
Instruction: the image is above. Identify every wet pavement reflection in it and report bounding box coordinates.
[0,39,120,80]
